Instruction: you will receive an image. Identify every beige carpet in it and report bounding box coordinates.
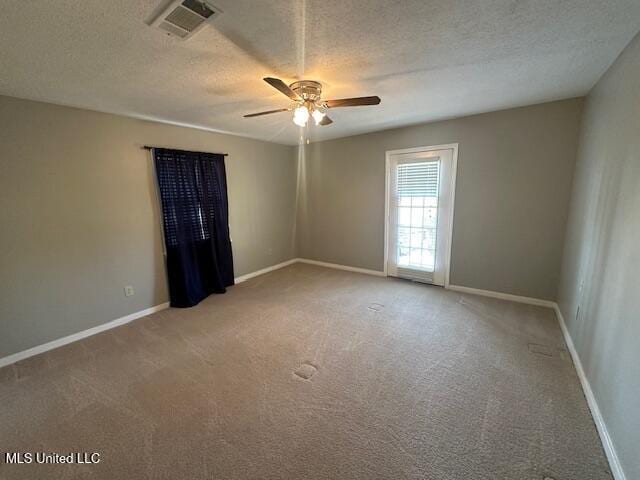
[0,264,611,479]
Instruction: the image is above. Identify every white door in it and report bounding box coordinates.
[386,146,456,286]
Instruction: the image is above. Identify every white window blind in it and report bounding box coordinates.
[395,160,441,276]
[397,162,440,197]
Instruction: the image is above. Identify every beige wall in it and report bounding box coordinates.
[0,94,588,358]
[296,99,583,300]
[0,95,297,358]
[558,32,640,479]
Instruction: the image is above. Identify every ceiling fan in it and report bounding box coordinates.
[244,77,381,127]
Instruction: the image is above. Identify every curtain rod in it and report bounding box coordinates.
[142,146,228,156]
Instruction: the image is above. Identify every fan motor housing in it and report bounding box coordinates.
[290,80,322,102]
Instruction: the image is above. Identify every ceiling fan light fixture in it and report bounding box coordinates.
[245,77,380,128]
[293,105,309,127]
[312,109,326,125]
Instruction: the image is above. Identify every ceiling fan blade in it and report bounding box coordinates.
[263,77,301,101]
[319,115,333,126]
[243,108,290,118]
[324,96,381,108]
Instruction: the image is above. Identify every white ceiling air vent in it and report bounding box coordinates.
[149,0,221,40]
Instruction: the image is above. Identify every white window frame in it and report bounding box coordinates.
[384,143,459,287]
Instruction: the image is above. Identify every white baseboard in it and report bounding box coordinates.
[1,263,547,370]
[0,302,170,369]
[434,283,625,478]
[296,258,386,277]
[295,262,555,309]
[234,258,298,284]
[553,304,626,480]
[1,257,625,480]
[0,259,303,369]
[447,284,556,308]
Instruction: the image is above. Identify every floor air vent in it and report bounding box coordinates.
[149,0,221,39]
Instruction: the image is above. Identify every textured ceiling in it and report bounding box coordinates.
[1,0,639,145]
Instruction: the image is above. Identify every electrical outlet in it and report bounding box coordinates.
[124,285,135,297]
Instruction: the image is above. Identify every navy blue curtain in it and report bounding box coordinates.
[154,148,234,307]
